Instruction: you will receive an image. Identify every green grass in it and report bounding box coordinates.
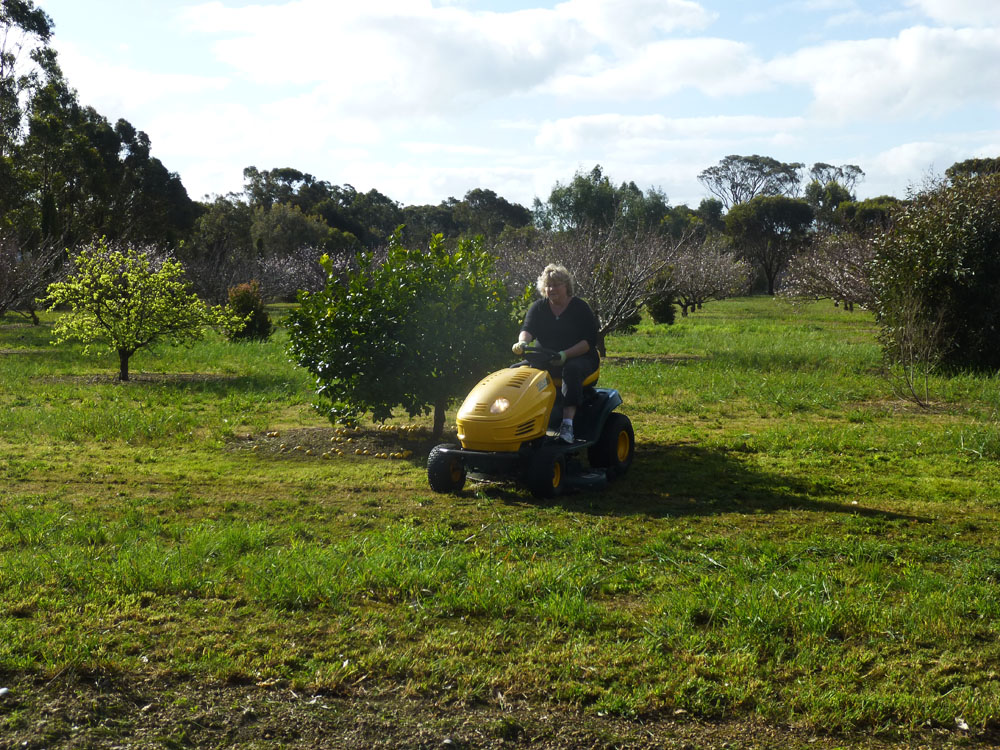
[2,298,1000,742]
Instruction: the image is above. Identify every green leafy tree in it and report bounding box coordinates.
[250,202,331,257]
[808,163,864,194]
[242,165,314,210]
[725,195,814,294]
[698,154,803,210]
[804,179,854,230]
[0,0,52,230]
[837,195,903,235]
[45,240,236,381]
[20,62,194,247]
[288,233,518,439]
[0,0,53,158]
[534,165,672,234]
[536,164,618,230]
[400,201,458,246]
[945,157,1000,181]
[452,188,532,238]
[347,187,404,245]
[660,198,725,241]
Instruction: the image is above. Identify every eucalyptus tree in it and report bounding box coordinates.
[698,154,804,210]
[725,195,814,294]
[0,0,52,232]
[535,164,669,233]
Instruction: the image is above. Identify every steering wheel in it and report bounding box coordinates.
[519,344,560,367]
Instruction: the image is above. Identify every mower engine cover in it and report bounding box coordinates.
[455,365,555,451]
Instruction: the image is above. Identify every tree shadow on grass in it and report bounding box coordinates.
[486,442,925,523]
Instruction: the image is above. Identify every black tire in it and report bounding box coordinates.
[427,444,466,493]
[588,413,635,480]
[525,447,566,498]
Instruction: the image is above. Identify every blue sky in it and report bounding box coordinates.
[35,0,1000,208]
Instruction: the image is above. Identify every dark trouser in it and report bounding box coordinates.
[551,355,599,409]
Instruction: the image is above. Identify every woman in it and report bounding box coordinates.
[512,264,600,443]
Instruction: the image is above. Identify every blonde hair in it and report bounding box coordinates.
[536,263,575,297]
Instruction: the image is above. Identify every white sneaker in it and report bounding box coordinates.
[558,421,574,443]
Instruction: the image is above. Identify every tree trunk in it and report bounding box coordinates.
[765,272,776,295]
[118,349,131,381]
[433,398,448,442]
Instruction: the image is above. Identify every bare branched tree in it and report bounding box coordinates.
[0,235,66,322]
[177,247,255,305]
[256,246,331,301]
[669,235,752,316]
[780,231,876,311]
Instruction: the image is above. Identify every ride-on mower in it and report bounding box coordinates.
[427,345,634,498]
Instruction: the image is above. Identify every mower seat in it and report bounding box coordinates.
[552,368,600,389]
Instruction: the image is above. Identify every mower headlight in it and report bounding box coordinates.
[490,397,511,415]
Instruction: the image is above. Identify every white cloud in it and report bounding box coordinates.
[536,113,807,152]
[542,38,769,99]
[401,141,497,156]
[863,129,1000,193]
[178,0,719,116]
[53,40,229,113]
[907,0,1000,26]
[862,140,964,196]
[553,0,715,48]
[771,26,1000,122]
[180,1,586,114]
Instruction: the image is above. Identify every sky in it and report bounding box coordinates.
[33,0,1000,209]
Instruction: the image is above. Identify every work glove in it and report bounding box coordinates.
[550,350,567,366]
[512,340,529,356]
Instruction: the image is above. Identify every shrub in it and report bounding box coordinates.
[646,271,677,325]
[287,234,518,440]
[646,291,677,325]
[870,173,1000,370]
[226,280,273,342]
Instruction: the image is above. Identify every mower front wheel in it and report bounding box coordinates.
[525,447,566,498]
[427,444,467,493]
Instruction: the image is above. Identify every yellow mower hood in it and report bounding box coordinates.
[456,366,555,451]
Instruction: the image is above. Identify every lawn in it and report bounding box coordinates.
[2,297,999,748]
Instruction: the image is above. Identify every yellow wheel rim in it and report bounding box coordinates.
[449,461,463,483]
[616,431,631,462]
[552,461,562,488]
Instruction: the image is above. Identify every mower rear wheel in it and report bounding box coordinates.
[526,447,566,498]
[589,413,634,480]
[427,444,467,493]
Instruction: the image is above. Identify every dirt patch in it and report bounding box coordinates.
[0,670,980,749]
[229,425,447,462]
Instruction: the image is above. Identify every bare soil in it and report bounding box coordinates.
[0,671,986,750]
